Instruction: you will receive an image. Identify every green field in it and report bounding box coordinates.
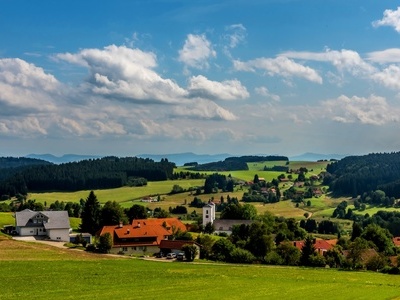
[0,212,14,228]
[28,179,205,205]
[1,238,400,300]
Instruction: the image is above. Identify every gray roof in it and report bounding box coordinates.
[213,219,254,230]
[15,209,70,229]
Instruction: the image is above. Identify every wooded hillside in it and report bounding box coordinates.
[326,152,400,198]
[0,156,175,196]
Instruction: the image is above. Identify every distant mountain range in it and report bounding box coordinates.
[23,152,348,165]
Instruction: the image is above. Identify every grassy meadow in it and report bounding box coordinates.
[1,237,400,300]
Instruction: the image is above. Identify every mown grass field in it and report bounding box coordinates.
[28,179,205,205]
[1,237,400,300]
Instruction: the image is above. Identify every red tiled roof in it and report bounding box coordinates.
[132,218,187,232]
[293,238,334,253]
[99,218,188,248]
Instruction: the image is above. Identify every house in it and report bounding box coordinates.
[202,202,254,234]
[159,240,201,259]
[213,219,254,235]
[98,218,187,255]
[15,209,70,242]
[293,238,334,255]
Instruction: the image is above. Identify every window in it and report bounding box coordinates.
[122,247,128,252]
[206,210,209,214]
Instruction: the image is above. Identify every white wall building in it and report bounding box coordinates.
[15,209,71,242]
[202,202,215,226]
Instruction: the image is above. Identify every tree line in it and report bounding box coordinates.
[0,156,175,197]
[188,155,288,172]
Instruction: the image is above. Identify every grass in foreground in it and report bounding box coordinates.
[1,239,400,300]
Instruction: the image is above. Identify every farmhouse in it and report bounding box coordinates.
[15,209,70,242]
[99,217,188,255]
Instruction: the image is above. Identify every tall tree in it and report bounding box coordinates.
[100,201,127,226]
[80,191,101,235]
[300,235,316,266]
[125,204,147,222]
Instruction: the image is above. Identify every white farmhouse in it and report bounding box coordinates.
[15,209,71,242]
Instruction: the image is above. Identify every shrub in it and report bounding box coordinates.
[230,248,255,264]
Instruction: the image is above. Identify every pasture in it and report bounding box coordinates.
[1,238,400,300]
[28,179,205,205]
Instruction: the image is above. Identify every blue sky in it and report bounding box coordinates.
[1,0,400,157]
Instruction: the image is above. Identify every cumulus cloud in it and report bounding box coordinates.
[187,75,249,100]
[367,48,400,63]
[255,86,280,102]
[281,49,376,75]
[321,95,399,125]
[371,65,400,90]
[372,7,400,33]
[57,45,188,104]
[233,56,322,84]
[178,34,216,70]
[171,98,237,121]
[0,58,60,114]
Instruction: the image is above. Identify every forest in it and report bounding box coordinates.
[326,152,400,198]
[0,156,175,197]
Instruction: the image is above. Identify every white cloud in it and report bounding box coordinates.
[171,98,237,121]
[187,75,249,100]
[367,48,400,63]
[224,24,247,49]
[321,95,399,125]
[0,58,60,114]
[178,34,216,70]
[372,7,400,33]
[57,45,188,104]
[371,65,400,90]
[0,117,47,136]
[233,56,322,84]
[281,49,376,75]
[255,86,280,102]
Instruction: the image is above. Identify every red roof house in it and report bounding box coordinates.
[99,218,187,255]
[293,238,334,255]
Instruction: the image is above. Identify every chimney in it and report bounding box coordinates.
[118,222,123,228]
[127,229,130,234]
[137,222,141,228]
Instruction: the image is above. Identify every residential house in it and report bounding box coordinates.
[15,209,70,242]
[213,219,254,235]
[293,238,334,255]
[202,202,254,235]
[98,218,187,255]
